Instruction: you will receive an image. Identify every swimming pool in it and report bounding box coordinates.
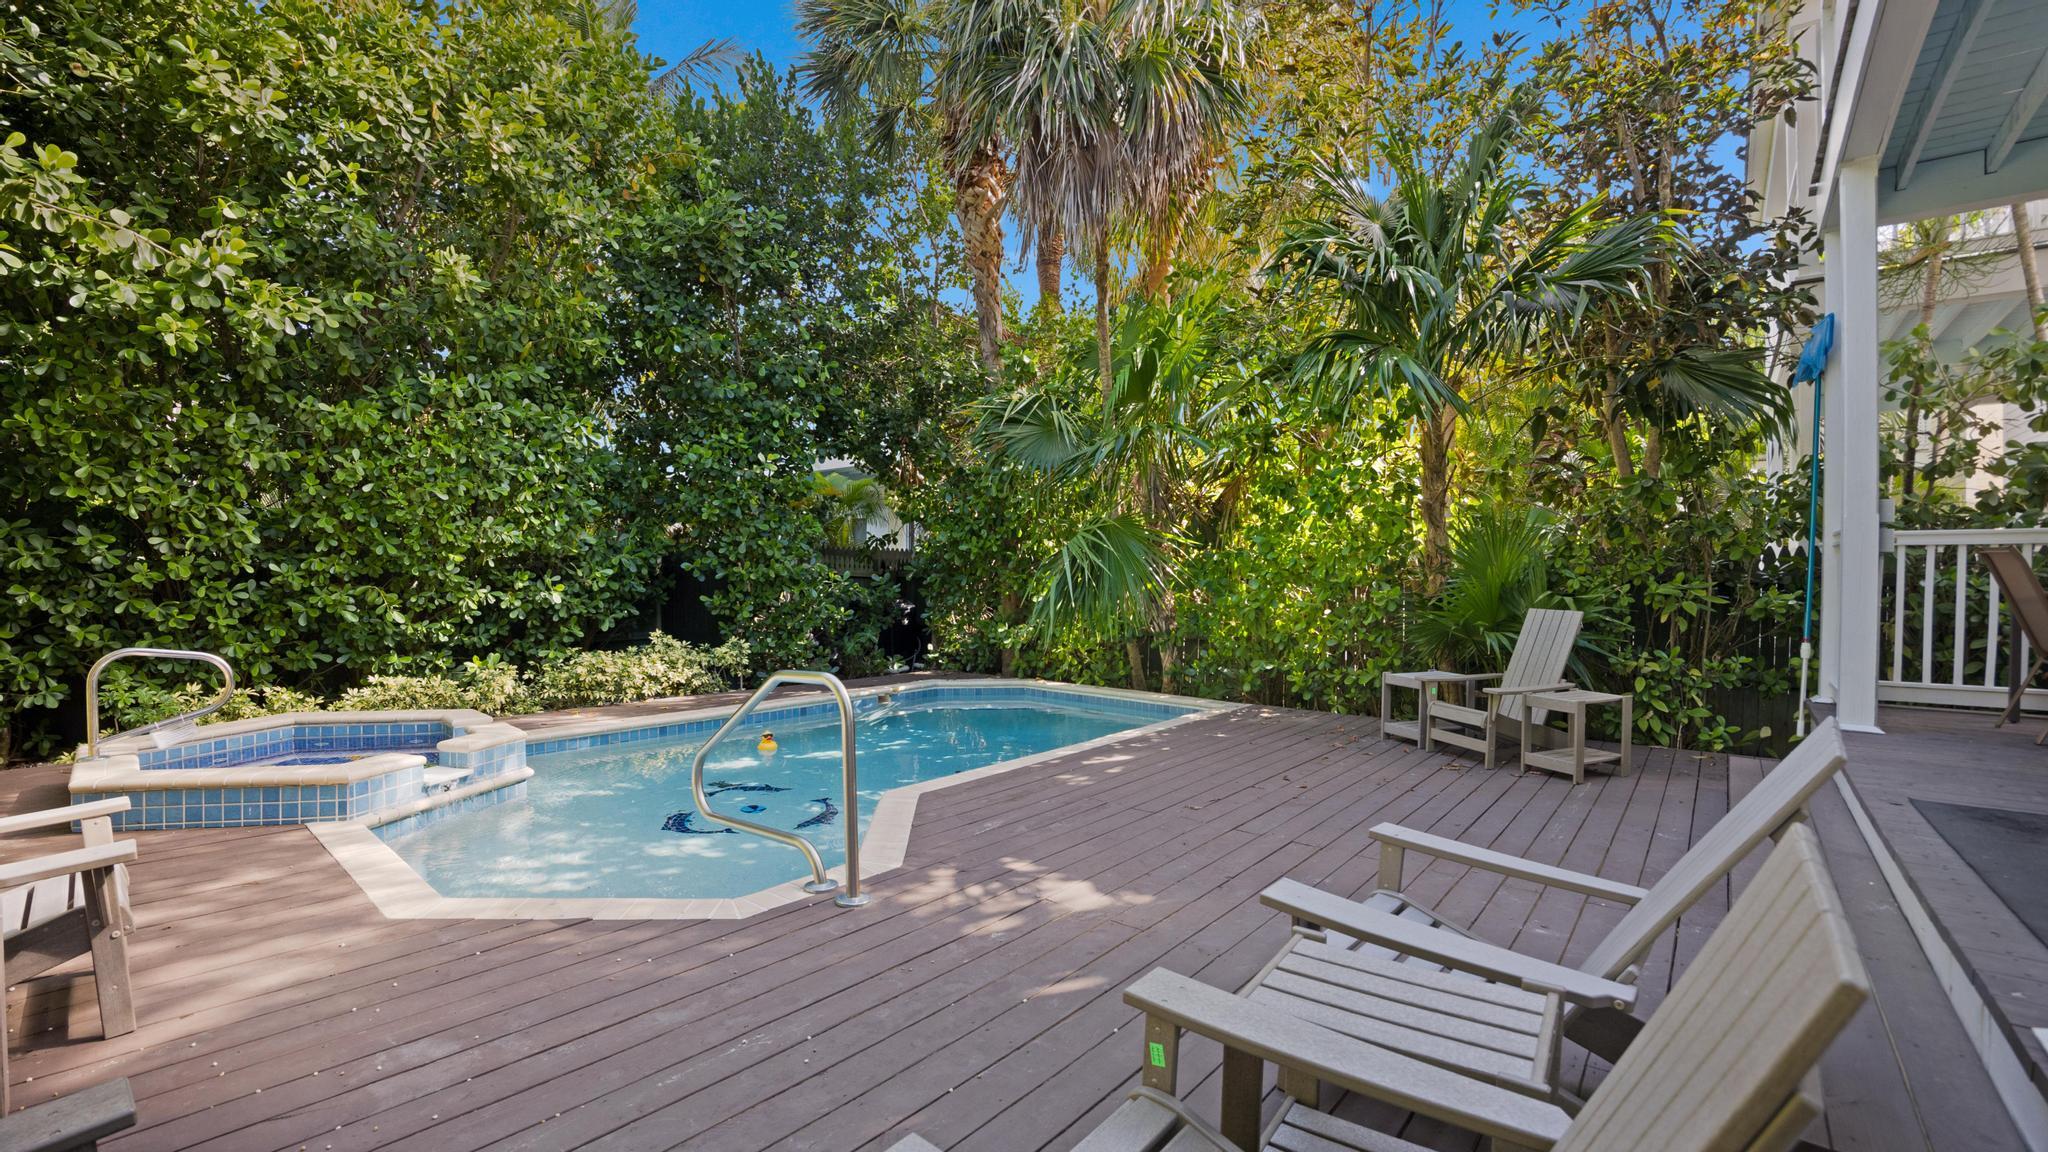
[370,685,1207,905]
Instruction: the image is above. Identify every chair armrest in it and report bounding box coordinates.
[0,1077,136,1152]
[1480,682,1574,698]
[0,799,131,838]
[1124,970,1571,1150]
[1260,879,1637,1009]
[0,842,137,891]
[1368,824,1648,903]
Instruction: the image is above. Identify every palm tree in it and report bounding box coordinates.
[945,0,1260,398]
[813,472,891,548]
[575,0,738,96]
[1273,91,1665,593]
[976,276,1250,689]
[797,0,1012,377]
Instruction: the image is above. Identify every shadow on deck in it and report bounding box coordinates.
[0,688,2033,1151]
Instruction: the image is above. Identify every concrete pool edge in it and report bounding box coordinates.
[309,679,1243,921]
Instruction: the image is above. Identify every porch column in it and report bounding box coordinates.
[1820,157,1884,732]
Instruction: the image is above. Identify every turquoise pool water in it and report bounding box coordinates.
[379,694,1180,900]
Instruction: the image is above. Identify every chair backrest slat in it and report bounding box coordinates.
[1580,720,1847,979]
[1982,547,2048,653]
[1557,823,1868,1152]
[1496,609,1583,726]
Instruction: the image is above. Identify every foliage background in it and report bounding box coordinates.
[5,0,2042,761]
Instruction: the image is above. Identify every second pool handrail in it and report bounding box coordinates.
[84,647,236,760]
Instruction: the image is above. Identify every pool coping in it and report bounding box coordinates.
[308,678,1242,920]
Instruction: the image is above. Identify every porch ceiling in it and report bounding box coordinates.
[1878,0,2048,221]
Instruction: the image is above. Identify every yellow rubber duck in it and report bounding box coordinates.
[757,731,779,755]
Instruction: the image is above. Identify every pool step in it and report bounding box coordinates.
[421,767,474,794]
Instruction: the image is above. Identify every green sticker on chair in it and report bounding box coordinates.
[1148,1041,1167,1068]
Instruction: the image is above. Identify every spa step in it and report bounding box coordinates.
[421,767,474,794]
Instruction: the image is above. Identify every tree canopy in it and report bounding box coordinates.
[7,0,2043,758]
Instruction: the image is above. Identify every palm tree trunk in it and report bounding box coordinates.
[1125,638,1147,691]
[1602,353,1634,481]
[1643,424,1663,479]
[2016,202,2047,342]
[1095,245,1114,400]
[1902,235,1946,501]
[956,144,1009,380]
[1418,406,1457,595]
[1139,202,1183,300]
[1035,223,1064,318]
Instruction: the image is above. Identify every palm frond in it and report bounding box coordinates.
[648,38,740,101]
[1624,346,1790,428]
[1411,506,1560,668]
[1028,514,1172,636]
[974,388,1092,474]
[796,0,938,148]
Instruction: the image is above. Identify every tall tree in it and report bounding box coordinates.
[2015,201,2047,343]
[797,0,1012,376]
[1274,91,1664,592]
[1522,0,1808,481]
[945,0,1261,397]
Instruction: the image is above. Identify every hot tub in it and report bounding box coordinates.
[69,710,530,831]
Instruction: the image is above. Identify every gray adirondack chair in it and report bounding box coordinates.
[1980,546,2048,741]
[0,1078,135,1151]
[1383,608,1583,769]
[0,798,139,1113]
[887,823,1866,1152]
[1247,719,1847,1097]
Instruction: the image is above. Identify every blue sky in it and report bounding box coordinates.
[629,0,1570,307]
[630,0,1562,77]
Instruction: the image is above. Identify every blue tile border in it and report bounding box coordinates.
[138,720,453,771]
[525,683,1201,758]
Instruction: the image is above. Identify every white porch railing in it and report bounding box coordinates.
[1880,527,2048,711]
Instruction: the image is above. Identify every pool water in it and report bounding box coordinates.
[380,699,1163,900]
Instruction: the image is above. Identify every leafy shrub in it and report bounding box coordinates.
[0,0,667,753]
[522,635,751,712]
[1412,508,1561,671]
[336,663,529,716]
[1614,648,1762,751]
[208,685,329,724]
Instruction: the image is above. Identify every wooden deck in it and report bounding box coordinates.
[1842,706,2048,1123]
[0,691,2028,1151]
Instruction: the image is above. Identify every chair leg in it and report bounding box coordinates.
[1220,1047,1263,1152]
[1570,707,1586,786]
[81,866,135,1039]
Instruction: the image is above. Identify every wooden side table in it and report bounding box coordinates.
[1381,670,1478,750]
[1520,689,1633,784]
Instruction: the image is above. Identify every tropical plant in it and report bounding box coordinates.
[975,276,1256,688]
[814,473,892,548]
[1272,89,1665,591]
[576,0,739,95]
[1411,508,1562,670]
[944,0,1262,395]
[0,0,668,754]
[796,0,1013,374]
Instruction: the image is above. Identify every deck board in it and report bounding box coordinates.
[0,692,2027,1150]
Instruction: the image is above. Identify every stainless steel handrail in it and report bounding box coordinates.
[84,647,237,760]
[689,670,869,908]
